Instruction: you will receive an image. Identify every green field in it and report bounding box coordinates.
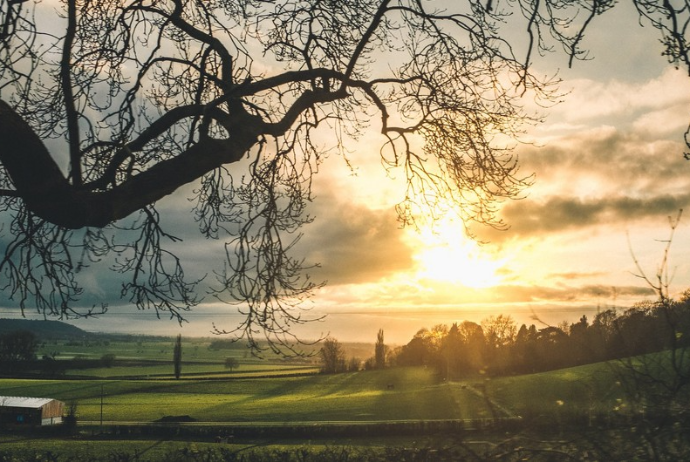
[2,358,683,462]
[37,335,303,364]
[31,335,321,378]
[0,360,630,425]
[66,363,318,379]
[0,331,661,460]
[487,362,626,425]
[0,367,492,423]
[3,332,632,426]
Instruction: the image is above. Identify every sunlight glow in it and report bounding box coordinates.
[412,219,504,289]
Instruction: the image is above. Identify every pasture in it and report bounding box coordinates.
[37,335,303,365]
[487,361,626,427]
[4,330,633,427]
[2,330,660,461]
[0,367,492,423]
[0,358,631,430]
[2,328,630,426]
[0,357,668,462]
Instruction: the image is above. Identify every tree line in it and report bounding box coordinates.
[319,329,387,374]
[320,292,690,379]
[0,330,190,377]
[389,293,690,379]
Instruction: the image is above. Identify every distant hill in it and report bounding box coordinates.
[0,319,90,339]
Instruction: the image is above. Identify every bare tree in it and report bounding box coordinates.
[611,210,690,460]
[1,0,689,353]
[319,337,345,374]
[482,314,517,350]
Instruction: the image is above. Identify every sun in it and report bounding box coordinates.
[412,219,504,289]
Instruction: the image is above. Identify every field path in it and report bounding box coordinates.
[463,383,520,420]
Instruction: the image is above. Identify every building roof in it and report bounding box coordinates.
[0,396,56,409]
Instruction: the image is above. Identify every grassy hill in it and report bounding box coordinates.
[0,318,90,339]
[486,361,623,426]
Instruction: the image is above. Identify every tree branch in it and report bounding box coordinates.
[61,0,82,186]
[0,99,255,228]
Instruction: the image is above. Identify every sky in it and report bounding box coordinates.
[2,1,690,345]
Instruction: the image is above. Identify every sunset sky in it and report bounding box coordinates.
[2,2,690,345]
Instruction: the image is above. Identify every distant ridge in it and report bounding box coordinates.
[0,318,89,338]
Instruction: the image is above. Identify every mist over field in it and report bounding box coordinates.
[1,303,607,344]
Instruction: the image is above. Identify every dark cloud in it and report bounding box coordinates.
[523,129,689,190]
[298,194,415,285]
[475,128,690,242]
[486,283,654,304]
[156,184,416,286]
[550,271,608,280]
[480,192,690,241]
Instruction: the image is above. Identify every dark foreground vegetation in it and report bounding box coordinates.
[0,444,586,462]
[1,414,689,462]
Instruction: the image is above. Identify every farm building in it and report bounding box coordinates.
[0,396,64,426]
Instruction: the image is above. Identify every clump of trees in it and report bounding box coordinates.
[389,297,690,379]
[0,329,38,362]
[208,339,236,350]
[0,329,40,374]
[100,353,116,368]
[319,330,391,373]
[0,329,64,376]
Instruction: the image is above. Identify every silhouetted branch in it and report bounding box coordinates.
[2,0,688,352]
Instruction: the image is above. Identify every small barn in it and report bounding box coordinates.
[0,396,64,426]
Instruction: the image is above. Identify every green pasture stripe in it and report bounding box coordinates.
[0,360,642,426]
[66,365,318,379]
[0,367,490,423]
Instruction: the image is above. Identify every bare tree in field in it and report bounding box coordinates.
[319,337,345,374]
[1,0,689,352]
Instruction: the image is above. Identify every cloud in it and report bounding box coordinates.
[318,275,657,309]
[543,2,672,87]
[497,284,636,303]
[632,103,690,139]
[550,271,608,281]
[482,193,690,242]
[458,283,654,305]
[298,193,415,285]
[525,129,688,191]
[474,118,690,242]
[551,67,690,128]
